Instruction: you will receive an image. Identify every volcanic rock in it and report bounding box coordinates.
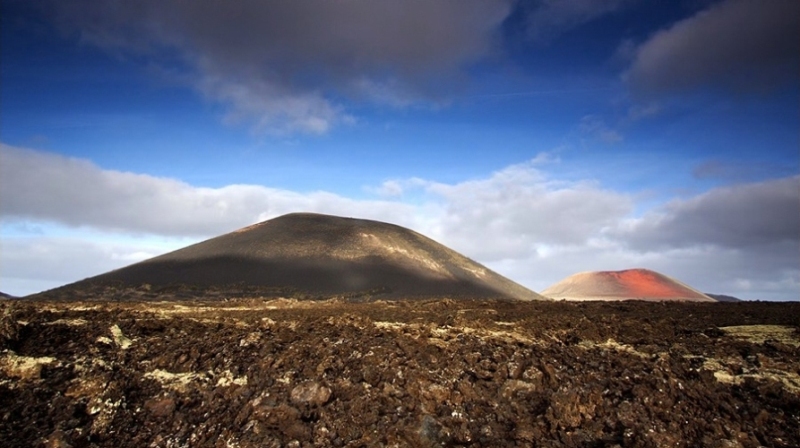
[37,213,545,301]
[4,299,798,447]
[542,268,716,302]
[290,381,332,406]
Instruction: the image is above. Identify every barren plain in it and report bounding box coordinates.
[1,297,798,448]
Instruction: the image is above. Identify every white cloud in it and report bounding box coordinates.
[579,115,623,144]
[1,144,797,301]
[0,144,420,236]
[371,180,406,198]
[42,0,512,134]
[626,103,661,121]
[412,160,633,261]
[198,75,354,135]
[521,0,631,42]
[20,240,144,280]
[627,0,799,95]
[0,234,182,295]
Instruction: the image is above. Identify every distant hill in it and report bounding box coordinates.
[34,213,546,302]
[542,269,716,302]
[706,293,743,302]
[0,291,13,299]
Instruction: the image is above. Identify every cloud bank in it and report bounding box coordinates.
[622,176,800,249]
[0,144,424,236]
[2,144,797,300]
[627,0,800,95]
[42,0,511,134]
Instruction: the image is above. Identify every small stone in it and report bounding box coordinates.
[44,430,72,448]
[110,324,132,349]
[522,366,544,385]
[290,381,332,406]
[145,396,176,417]
[0,315,20,344]
[501,379,538,400]
[417,415,446,447]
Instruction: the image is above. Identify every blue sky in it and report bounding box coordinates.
[1,0,798,300]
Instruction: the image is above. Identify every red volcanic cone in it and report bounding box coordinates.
[542,269,716,302]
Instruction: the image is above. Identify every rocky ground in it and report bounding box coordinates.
[1,297,798,447]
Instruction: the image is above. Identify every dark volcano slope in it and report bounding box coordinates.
[706,293,743,302]
[40,213,545,301]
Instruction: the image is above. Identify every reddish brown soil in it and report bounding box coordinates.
[603,270,692,298]
[1,298,798,448]
[543,269,715,302]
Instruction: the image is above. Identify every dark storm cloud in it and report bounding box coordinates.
[622,176,800,249]
[627,0,799,95]
[41,0,512,133]
[693,160,798,183]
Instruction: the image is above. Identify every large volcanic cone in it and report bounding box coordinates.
[38,213,545,301]
[542,268,716,302]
